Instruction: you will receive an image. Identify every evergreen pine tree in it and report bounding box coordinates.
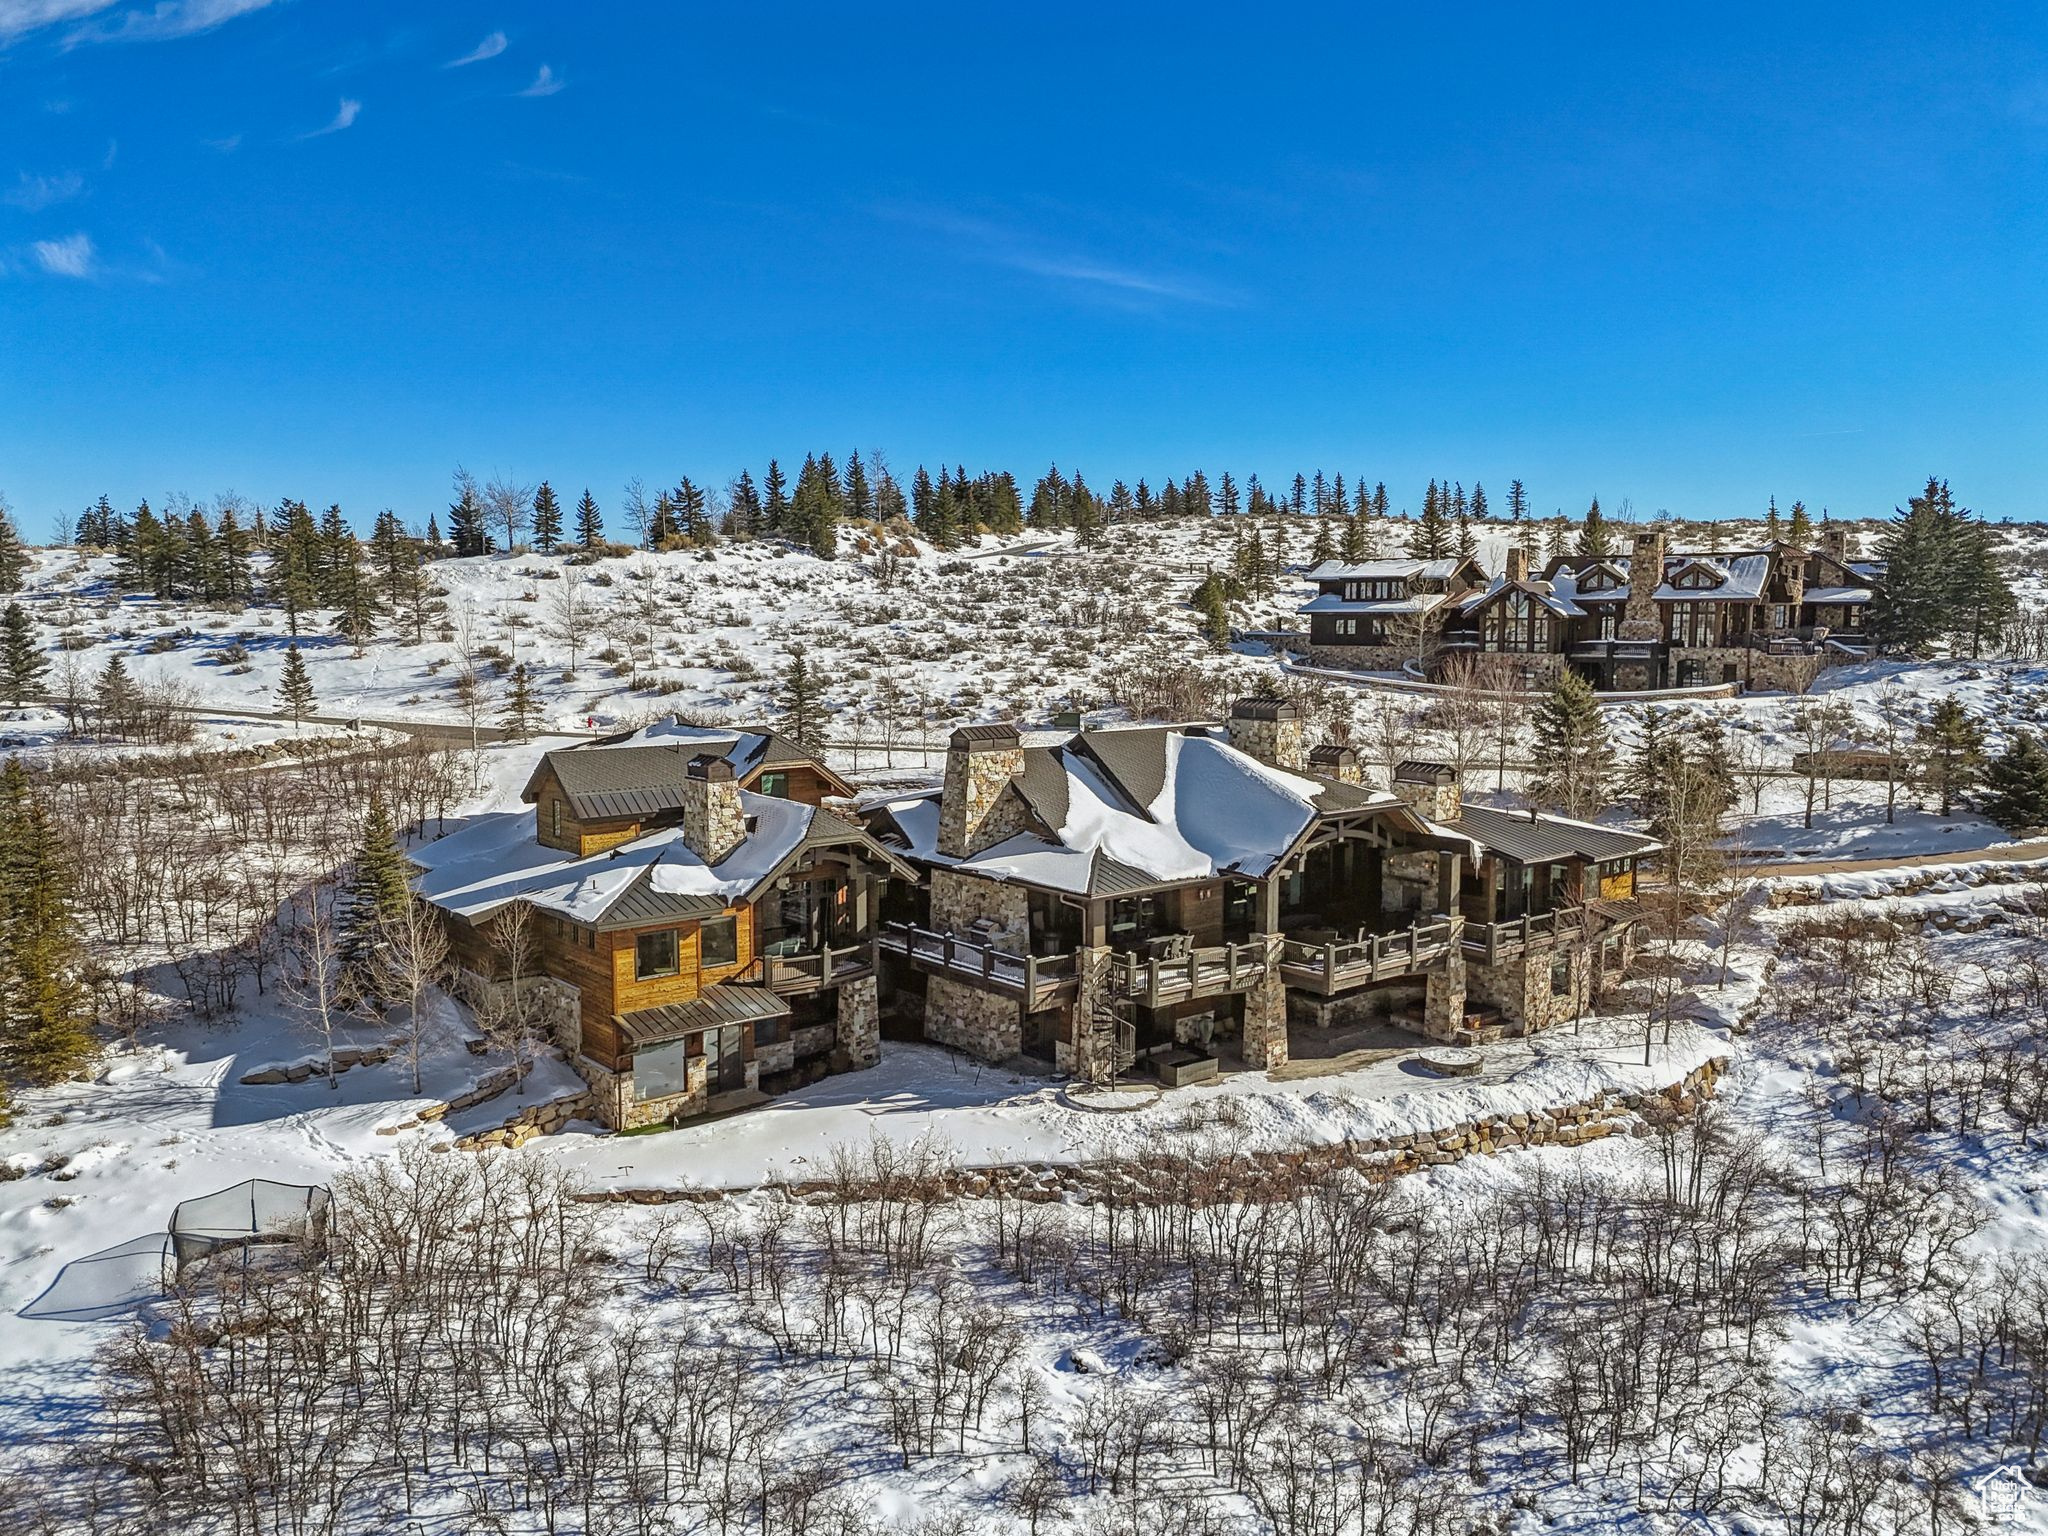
[276,642,316,728]
[1764,496,1783,543]
[95,654,134,741]
[448,477,491,558]
[761,459,789,536]
[575,489,604,548]
[501,663,537,742]
[1529,671,1613,821]
[1506,480,1528,522]
[1980,735,2048,831]
[1410,482,1452,558]
[1576,497,1615,558]
[1455,509,1476,560]
[1,603,46,707]
[1915,697,1985,815]
[0,759,94,1091]
[0,504,27,594]
[777,647,825,750]
[215,506,252,605]
[343,792,412,979]
[1787,499,1813,548]
[844,453,873,521]
[531,482,564,553]
[1193,573,1232,650]
[1310,519,1335,565]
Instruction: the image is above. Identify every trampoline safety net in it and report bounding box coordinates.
[168,1178,331,1271]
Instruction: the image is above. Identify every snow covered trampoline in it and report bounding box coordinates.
[168,1179,330,1271]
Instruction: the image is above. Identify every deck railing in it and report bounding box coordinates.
[760,942,877,995]
[1462,906,1585,964]
[1277,917,1462,995]
[1104,943,1270,1008]
[876,921,1077,1007]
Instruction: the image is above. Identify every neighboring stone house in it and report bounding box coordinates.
[1390,764,1660,1036]
[411,731,914,1130]
[1299,555,1487,670]
[861,699,1486,1077]
[1306,529,1884,692]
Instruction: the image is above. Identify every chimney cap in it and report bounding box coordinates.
[1229,694,1298,722]
[949,722,1022,753]
[1308,742,1357,766]
[1393,759,1457,786]
[685,752,736,782]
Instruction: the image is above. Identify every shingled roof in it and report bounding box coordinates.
[1450,804,1661,865]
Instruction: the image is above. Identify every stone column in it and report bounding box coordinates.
[1420,918,1469,1042]
[835,974,881,1070]
[1241,934,1290,1071]
[1064,945,1115,1081]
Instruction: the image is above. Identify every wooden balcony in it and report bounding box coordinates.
[876,921,1077,1009]
[1105,943,1269,1008]
[758,942,877,996]
[1278,917,1462,995]
[1462,906,1584,965]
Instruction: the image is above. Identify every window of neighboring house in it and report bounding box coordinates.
[700,915,739,969]
[756,771,790,799]
[635,928,680,980]
[551,799,563,842]
[1335,618,1357,638]
[1669,602,1717,648]
[1551,952,1573,997]
[634,1037,690,1101]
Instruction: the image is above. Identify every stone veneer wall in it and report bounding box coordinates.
[680,774,747,864]
[925,974,1023,1061]
[1466,945,1590,1036]
[1303,645,1418,674]
[929,868,1030,952]
[594,1057,1735,1206]
[1239,935,1289,1069]
[1419,927,1470,1042]
[1227,714,1308,771]
[938,745,1029,857]
[836,975,881,1069]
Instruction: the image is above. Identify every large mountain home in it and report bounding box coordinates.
[1303,527,1882,692]
[411,722,915,1129]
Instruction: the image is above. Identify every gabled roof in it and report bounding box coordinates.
[1456,577,1585,619]
[867,725,1458,898]
[1451,803,1661,865]
[539,719,855,809]
[1299,592,1444,615]
[413,792,915,930]
[1305,556,1475,582]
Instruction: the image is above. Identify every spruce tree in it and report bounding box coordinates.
[844,452,873,522]
[1764,497,1783,543]
[575,489,604,548]
[1576,497,1615,558]
[96,654,134,741]
[448,477,491,558]
[343,792,412,979]
[1,603,45,706]
[1787,499,1813,548]
[723,473,758,539]
[501,662,537,742]
[1410,483,1452,559]
[1194,573,1232,651]
[1980,735,2048,832]
[0,759,94,1090]
[277,642,316,728]
[1529,672,1614,821]
[761,459,789,537]
[531,482,564,552]
[778,646,825,750]
[1506,480,1528,522]
[0,504,27,594]
[1915,697,1985,816]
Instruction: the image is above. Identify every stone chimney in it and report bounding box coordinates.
[1226,696,1306,771]
[1392,760,1462,823]
[1819,523,1852,565]
[938,724,1026,858]
[1621,529,1666,639]
[1503,546,1531,584]
[1308,742,1362,785]
[681,754,746,865]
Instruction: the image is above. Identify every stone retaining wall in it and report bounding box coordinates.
[585,1055,1732,1208]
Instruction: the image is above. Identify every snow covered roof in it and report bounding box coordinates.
[1451,804,1661,866]
[412,793,906,928]
[539,720,853,809]
[1455,578,1585,619]
[1803,585,1873,605]
[871,726,1459,897]
[1546,551,1772,605]
[1299,592,1444,616]
[1305,558,1466,582]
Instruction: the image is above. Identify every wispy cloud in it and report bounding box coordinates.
[880,204,1239,309]
[32,230,94,276]
[299,96,360,139]
[34,0,279,48]
[4,169,84,210]
[202,132,241,152]
[445,28,505,67]
[516,62,562,97]
[101,138,117,169]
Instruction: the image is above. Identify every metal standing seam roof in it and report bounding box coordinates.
[1071,728,1173,816]
[1450,804,1661,865]
[615,985,791,1047]
[526,744,695,819]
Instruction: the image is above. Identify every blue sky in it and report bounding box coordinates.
[1,1,2044,534]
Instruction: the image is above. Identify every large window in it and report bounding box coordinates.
[634,1037,691,1100]
[1487,592,1551,652]
[700,915,739,968]
[1668,602,1718,648]
[756,771,790,798]
[635,928,679,980]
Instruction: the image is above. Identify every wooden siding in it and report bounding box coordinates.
[538,905,757,1069]
[745,763,838,806]
[528,762,648,855]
